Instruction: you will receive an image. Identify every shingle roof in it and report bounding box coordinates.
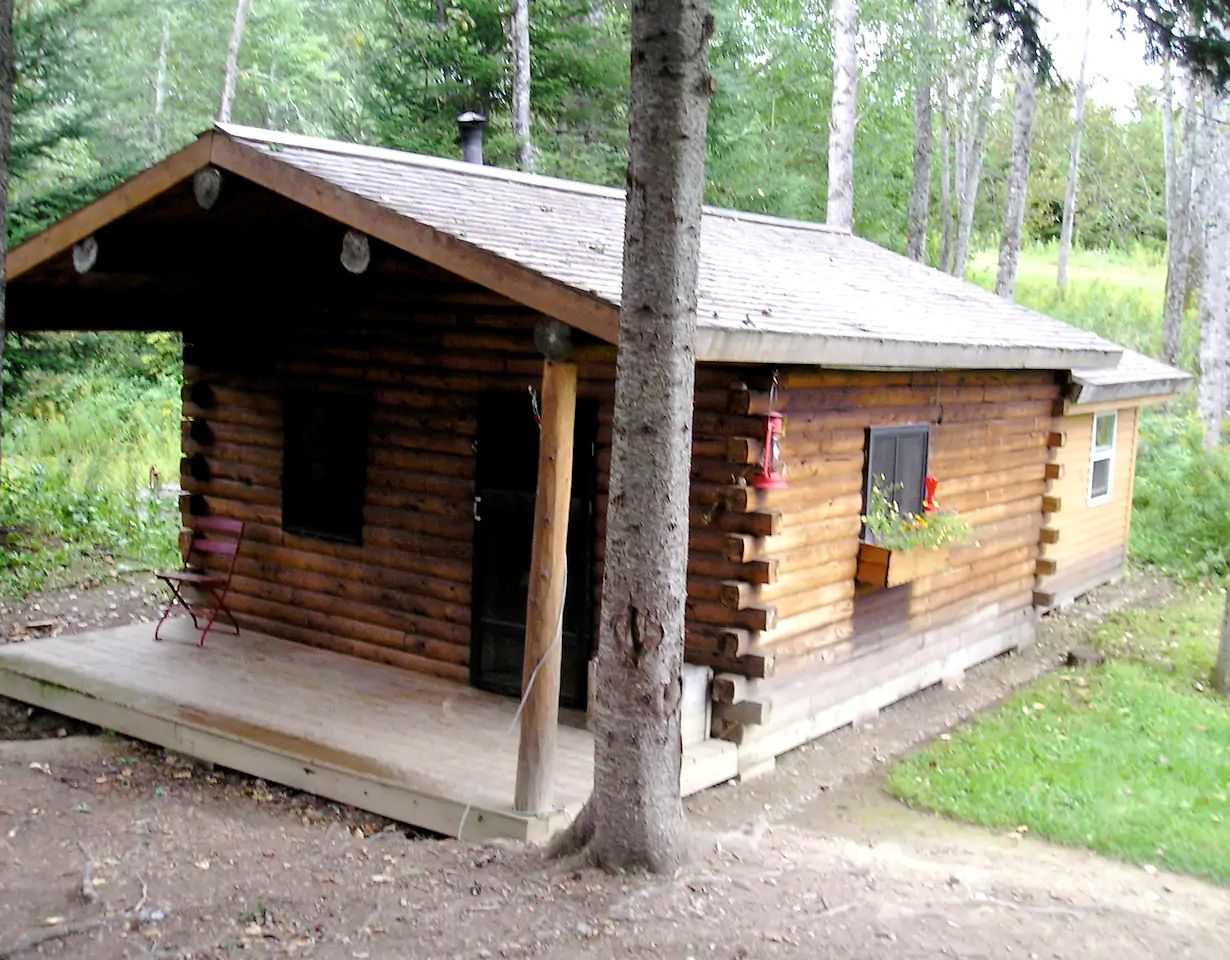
[1070,349,1191,405]
[218,124,1121,372]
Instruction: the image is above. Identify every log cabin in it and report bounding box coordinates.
[0,123,1190,833]
[1034,350,1190,610]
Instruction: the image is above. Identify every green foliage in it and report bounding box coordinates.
[0,370,182,596]
[1130,409,1230,582]
[861,476,973,552]
[967,244,1198,369]
[888,589,1230,885]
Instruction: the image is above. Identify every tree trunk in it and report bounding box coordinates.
[952,51,994,279]
[511,0,534,171]
[1162,74,1198,364]
[906,0,935,262]
[1056,0,1091,290]
[995,59,1037,300]
[1198,99,1230,450]
[938,84,955,273]
[550,0,712,873]
[1215,585,1230,696]
[826,0,857,231]
[152,16,171,148]
[219,0,255,124]
[0,0,12,478]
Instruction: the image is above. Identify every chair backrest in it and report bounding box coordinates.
[186,517,245,576]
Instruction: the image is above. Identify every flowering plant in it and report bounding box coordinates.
[861,475,974,552]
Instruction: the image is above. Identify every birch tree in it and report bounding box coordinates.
[995,57,1038,300]
[1197,97,1230,450]
[906,0,936,262]
[551,0,712,872]
[827,0,857,230]
[1162,68,1202,363]
[1056,0,1092,290]
[951,44,995,278]
[510,0,534,171]
[219,0,255,123]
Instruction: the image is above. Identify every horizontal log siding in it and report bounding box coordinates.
[181,284,763,682]
[1035,406,1139,606]
[709,369,1062,758]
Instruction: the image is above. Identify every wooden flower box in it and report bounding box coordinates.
[855,542,951,589]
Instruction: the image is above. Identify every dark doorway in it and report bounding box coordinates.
[470,390,597,708]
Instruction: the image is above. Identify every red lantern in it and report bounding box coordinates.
[923,475,938,513]
[752,411,788,490]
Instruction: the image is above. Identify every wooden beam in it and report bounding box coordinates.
[1039,527,1060,544]
[8,134,213,280]
[515,360,578,814]
[209,134,620,345]
[1044,462,1064,481]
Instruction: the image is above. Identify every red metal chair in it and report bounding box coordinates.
[154,517,245,646]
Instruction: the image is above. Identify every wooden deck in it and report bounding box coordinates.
[0,619,738,841]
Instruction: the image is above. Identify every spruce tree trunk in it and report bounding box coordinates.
[219,0,255,124]
[511,0,534,171]
[826,0,857,230]
[1057,0,1091,290]
[550,0,712,873]
[1198,101,1229,451]
[905,0,935,262]
[0,0,12,478]
[996,60,1037,300]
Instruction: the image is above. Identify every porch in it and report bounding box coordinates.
[0,619,738,841]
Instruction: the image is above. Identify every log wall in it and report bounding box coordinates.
[178,252,767,684]
[1034,405,1140,608]
[703,368,1064,768]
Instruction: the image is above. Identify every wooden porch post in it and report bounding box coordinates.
[514,359,577,813]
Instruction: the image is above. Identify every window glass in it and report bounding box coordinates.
[864,425,931,518]
[283,392,370,544]
[1088,411,1117,505]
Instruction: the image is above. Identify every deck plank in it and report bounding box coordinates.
[0,619,736,839]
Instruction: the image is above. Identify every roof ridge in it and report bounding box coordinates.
[214,123,849,238]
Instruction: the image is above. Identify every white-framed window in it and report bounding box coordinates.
[1087,410,1117,506]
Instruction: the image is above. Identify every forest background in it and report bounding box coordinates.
[0,0,1224,594]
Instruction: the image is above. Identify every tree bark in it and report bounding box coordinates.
[1057,0,1092,290]
[549,0,712,873]
[219,0,255,124]
[906,0,935,262]
[1216,584,1230,696]
[1163,74,1200,364]
[511,0,535,171]
[995,59,1037,300]
[0,0,12,478]
[826,0,857,231]
[1198,99,1230,450]
[952,50,994,279]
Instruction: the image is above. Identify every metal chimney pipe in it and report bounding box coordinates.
[457,112,488,165]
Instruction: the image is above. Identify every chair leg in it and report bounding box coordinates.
[154,580,189,642]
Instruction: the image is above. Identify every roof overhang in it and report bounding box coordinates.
[1067,376,1192,408]
[694,327,1118,370]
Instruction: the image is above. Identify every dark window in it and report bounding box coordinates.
[864,424,931,519]
[283,392,370,544]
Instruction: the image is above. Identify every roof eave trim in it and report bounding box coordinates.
[1069,376,1193,406]
[8,134,215,281]
[209,134,621,344]
[694,328,1120,371]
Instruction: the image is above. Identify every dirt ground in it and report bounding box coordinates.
[3,570,1226,960]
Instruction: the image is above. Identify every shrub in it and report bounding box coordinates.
[1130,407,1230,581]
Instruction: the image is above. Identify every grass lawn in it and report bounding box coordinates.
[888,588,1230,885]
